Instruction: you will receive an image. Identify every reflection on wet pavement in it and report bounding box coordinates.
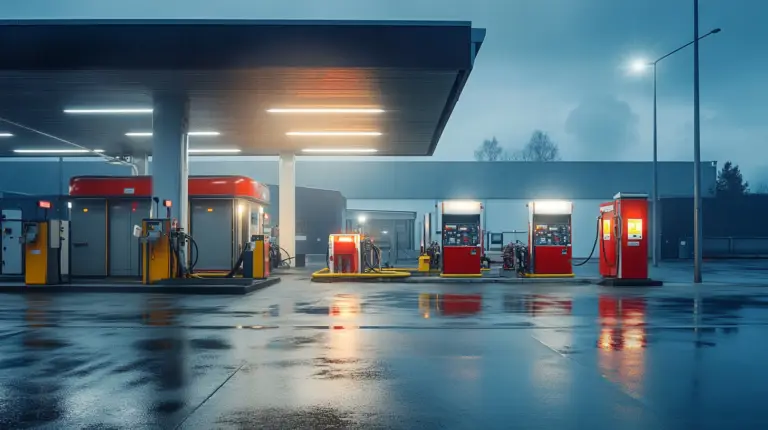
[3,281,768,428]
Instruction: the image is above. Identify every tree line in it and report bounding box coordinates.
[473,132,765,196]
[474,130,560,162]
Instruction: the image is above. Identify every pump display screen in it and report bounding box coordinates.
[145,220,164,241]
[533,223,571,246]
[627,219,643,239]
[443,223,480,246]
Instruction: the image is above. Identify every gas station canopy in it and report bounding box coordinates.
[0,20,485,157]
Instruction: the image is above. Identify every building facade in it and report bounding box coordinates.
[0,159,717,258]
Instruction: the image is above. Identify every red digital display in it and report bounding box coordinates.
[38,200,52,209]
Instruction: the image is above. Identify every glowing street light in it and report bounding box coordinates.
[630,59,651,74]
[627,26,721,270]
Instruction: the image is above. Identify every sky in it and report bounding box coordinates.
[2,0,767,186]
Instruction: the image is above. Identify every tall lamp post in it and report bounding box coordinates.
[693,0,703,284]
[630,26,720,270]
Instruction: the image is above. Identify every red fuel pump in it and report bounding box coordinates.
[527,200,573,277]
[328,234,362,274]
[598,193,662,286]
[440,200,483,276]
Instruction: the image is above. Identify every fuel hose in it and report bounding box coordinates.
[572,217,600,266]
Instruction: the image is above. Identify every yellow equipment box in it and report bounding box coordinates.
[141,219,177,284]
[418,255,431,272]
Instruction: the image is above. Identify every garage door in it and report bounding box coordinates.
[70,199,107,277]
[191,199,234,271]
[109,200,151,277]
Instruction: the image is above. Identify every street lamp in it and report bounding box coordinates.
[357,214,366,235]
[629,26,720,271]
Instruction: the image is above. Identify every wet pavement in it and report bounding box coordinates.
[3,271,768,428]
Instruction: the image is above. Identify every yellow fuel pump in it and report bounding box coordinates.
[23,220,69,285]
[243,235,270,279]
[140,218,178,284]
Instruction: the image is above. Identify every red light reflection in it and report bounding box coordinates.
[597,296,647,399]
[419,294,482,317]
[597,297,646,351]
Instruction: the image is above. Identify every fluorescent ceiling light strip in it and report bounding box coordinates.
[14,149,105,154]
[64,108,153,114]
[301,148,378,153]
[287,131,382,137]
[267,108,384,114]
[65,108,153,114]
[188,149,241,154]
[0,133,13,137]
[125,131,220,137]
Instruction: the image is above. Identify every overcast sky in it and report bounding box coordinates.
[3,0,767,185]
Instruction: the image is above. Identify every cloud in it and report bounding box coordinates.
[564,95,639,160]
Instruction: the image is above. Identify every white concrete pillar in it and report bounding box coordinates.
[278,153,296,266]
[133,154,150,176]
[151,93,189,231]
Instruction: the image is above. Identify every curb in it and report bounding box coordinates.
[0,277,281,295]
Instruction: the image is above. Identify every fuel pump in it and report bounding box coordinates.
[328,234,362,274]
[243,235,270,279]
[327,233,381,274]
[418,213,438,272]
[440,200,483,276]
[20,200,69,286]
[527,200,573,277]
[140,218,177,284]
[598,193,662,286]
[22,219,69,285]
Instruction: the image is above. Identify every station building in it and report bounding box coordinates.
[0,158,716,260]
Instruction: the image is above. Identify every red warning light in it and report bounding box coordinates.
[38,200,52,209]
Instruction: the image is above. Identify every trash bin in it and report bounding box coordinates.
[678,239,692,259]
[294,254,306,268]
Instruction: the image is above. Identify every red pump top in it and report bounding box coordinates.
[69,175,269,204]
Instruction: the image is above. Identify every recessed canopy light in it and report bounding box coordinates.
[13,149,105,154]
[0,132,13,137]
[287,131,382,137]
[64,108,153,114]
[188,149,242,154]
[301,148,378,153]
[125,131,221,137]
[267,108,385,114]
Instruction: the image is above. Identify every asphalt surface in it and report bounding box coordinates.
[2,265,768,429]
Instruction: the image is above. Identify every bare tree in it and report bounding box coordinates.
[511,130,561,161]
[474,137,503,161]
